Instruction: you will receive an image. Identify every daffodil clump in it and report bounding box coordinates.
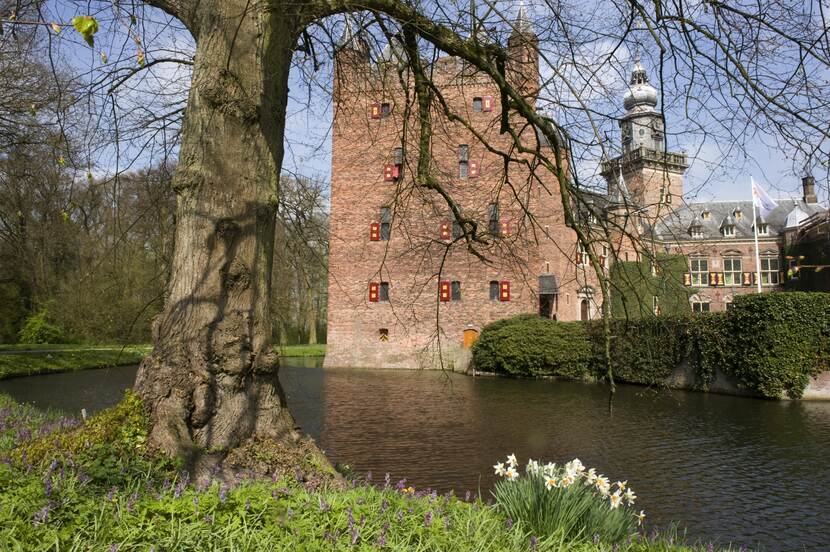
[492,454,644,545]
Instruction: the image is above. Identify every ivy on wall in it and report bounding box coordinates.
[610,254,695,319]
[472,292,830,399]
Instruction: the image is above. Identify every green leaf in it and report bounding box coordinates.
[71,15,99,47]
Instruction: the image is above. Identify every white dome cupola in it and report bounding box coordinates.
[619,51,665,154]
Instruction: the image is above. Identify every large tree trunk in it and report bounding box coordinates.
[134,0,324,478]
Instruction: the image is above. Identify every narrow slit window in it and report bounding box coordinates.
[489,280,499,301]
[380,207,391,240]
[379,282,390,301]
[451,281,462,301]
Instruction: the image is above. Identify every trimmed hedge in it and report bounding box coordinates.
[472,292,830,399]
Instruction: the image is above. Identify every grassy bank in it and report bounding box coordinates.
[279,343,326,357]
[0,393,734,551]
[0,344,151,380]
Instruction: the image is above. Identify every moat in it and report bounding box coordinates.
[2,357,829,551]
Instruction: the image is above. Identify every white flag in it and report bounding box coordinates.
[751,178,777,219]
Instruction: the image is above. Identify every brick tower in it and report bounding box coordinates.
[325,10,602,369]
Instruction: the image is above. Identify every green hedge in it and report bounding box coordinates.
[472,292,830,399]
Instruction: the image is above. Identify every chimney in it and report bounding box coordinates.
[802,176,818,204]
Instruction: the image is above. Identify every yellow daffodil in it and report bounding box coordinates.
[493,462,506,477]
[635,510,646,526]
[403,486,415,494]
[609,490,623,509]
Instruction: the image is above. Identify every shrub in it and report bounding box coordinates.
[492,455,640,544]
[17,308,64,344]
[587,316,691,386]
[472,316,592,378]
[716,292,830,398]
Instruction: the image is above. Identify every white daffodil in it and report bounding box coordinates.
[635,510,646,526]
[561,474,575,488]
[567,458,585,475]
[493,462,506,477]
[543,462,557,477]
[616,480,627,491]
[595,475,610,495]
[609,490,623,510]
[506,454,517,468]
[584,468,597,485]
[526,459,541,475]
[544,476,558,490]
[505,466,519,481]
[624,488,637,505]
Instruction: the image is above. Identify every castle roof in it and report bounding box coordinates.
[650,199,826,242]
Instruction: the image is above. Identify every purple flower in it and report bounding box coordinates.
[593,534,600,544]
[109,545,119,552]
[530,536,538,550]
[245,499,251,511]
[127,492,138,513]
[347,508,354,530]
[395,479,406,491]
[106,486,118,502]
[395,509,403,522]
[384,473,391,489]
[377,530,387,547]
[424,511,433,527]
[350,527,360,545]
[318,496,331,512]
[380,499,389,513]
[287,507,294,520]
[366,470,372,482]
[505,517,513,530]
[707,544,715,552]
[218,486,227,503]
[464,490,471,502]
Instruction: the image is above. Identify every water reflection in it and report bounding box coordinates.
[1,359,829,551]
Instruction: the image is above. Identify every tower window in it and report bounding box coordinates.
[459,145,469,179]
[452,219,462,240]
[379,282,390,301]
[451,281,462,301]
[380,207,391,240]
[487,202,500,234]
[381,103,391,118]
[472,97,483,112]
[379,328,389,341]
[489,280,499,301]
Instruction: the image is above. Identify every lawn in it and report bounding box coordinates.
[0,344,151,380]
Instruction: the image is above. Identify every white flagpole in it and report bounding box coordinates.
[750,176,763,293]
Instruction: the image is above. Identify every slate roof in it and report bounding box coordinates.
[649,199,826,242]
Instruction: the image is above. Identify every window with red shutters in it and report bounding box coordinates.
[482,96,493,112]
[369,282,379,302]
[369,222,380,241]
[369,102,381,119]
[499,281,511,301]
[383,164,399,181]
[439,281,451,302]
[439,222,451,241]
[500,220,510,236]
[469,160,480,178]
[684,273,692,286]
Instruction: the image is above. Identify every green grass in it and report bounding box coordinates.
[0,393,737,552]
[0,344,151,380]
[278,343,326,357]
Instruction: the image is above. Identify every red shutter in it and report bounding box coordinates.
[575,251,584,265]
[370,102,381,119]
[683,273,692,286]
[742,272,752,286]
[717,272,725,286]
[383,164,399,181]
[499,281,511,301]
[482,96,493,112]
[708,272,717,286]
[468,160,479,178]
[439,222,451,241]
[500,220,510,236]
[439,281,451,302]
[369,282,379,302]
[370,222,380,241]
[752,272,758,285]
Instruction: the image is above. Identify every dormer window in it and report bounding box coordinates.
[754,223,769,236]
[732,207,743,220]
[701,210,711,221]
[689,223,704,239]
[722,225,735,237]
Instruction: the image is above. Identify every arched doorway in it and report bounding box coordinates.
[463,328,479,349]
[580,299,589,321]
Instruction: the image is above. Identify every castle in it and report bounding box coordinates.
[324,10,826,369]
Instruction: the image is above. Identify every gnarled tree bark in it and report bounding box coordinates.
[134,0,318,477]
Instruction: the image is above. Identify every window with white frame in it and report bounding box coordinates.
[691,299,710,313]
[723,257,742,286]
[760,256,780,285]
[690,258,708,286]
